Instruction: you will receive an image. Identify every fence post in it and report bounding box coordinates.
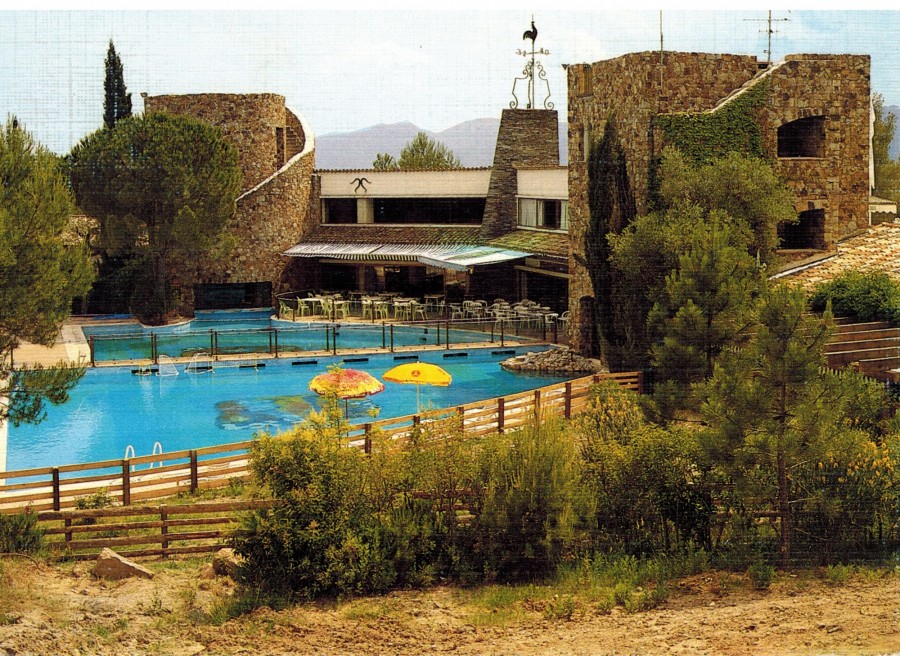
[151,333,158,364]
[497,398,505,432]
[564,382,572,419]
[209,331,215,361]
[457,405,465,429]
[89,336,95,367]
[390,324,394,352]
[364,423,372,455]
[637,370,645,394]
[273,328,279,358]
[190,450,199,493]
[64,517,72,545]
[500,319,505,347]
[534,390,542,422]
[325,324,330,352]
[161,506,169,556]
[214,331,219,360]
[121,460,131,506]
[446,320,450,349]
[52,467,61,511]
[436,321,441,346]
[382,323,386,349]
[268,329,273,355]
[332,325,337,355]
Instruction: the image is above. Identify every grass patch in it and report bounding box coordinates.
[341,598,402,621]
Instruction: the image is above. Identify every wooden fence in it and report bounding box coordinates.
[1,371,642,514]
[37,499,273,560]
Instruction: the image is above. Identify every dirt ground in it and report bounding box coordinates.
[1,556,899,656]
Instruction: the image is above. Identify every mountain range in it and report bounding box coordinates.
[314,118,569,170]
[316,109,900,170]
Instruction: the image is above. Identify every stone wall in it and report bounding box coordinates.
[565,52,760,354]
[566,51,871,356]
[761,55,871,245]
[480,109,560,239]
[145,93,288,192]
[144,93,316,312]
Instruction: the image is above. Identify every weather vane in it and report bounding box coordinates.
[511,17,553,110]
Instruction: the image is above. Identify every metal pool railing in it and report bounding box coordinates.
[85,317,558,366]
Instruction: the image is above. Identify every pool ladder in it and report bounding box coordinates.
[123,441,164,471]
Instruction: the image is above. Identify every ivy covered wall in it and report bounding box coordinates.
[653,80,769,164]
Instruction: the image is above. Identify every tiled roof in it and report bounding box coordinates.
[775,223,900,290]
[486,230,569,259]
[301,224,483,245]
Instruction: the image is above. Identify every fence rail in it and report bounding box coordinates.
[1,371,642,514]
[36,499,274,560]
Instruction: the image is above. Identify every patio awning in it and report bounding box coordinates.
[283,242,531,271]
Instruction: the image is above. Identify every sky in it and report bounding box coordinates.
[2,9,899,154]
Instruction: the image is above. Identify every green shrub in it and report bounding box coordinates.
[747,562,775,590]
[543,594,576,621]
[0,511,45,554]
[471,418,583,582]
[809,271,900,323]
[74,488,114,525]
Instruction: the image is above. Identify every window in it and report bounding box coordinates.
[372,198,484,224]
[777,117,826,158]
[518,199,568,230]
[323,198,357,224]
[778,209,825,250]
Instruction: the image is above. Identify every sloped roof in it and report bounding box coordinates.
[774,223,900,290]
[485,229,569,259]
[300,224,482,245]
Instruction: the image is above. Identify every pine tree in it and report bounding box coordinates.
[0,118,94,425]
[700,285,837,567]
[103,40,132,129]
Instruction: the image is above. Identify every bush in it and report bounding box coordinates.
[0,511,45,554]
[748,562,775,590]
[470,419,583,583]
[809,271,900,323]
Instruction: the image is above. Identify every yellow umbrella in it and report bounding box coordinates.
[309,368,385,417]
[382,362,452,410]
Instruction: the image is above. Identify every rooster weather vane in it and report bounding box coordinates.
[511,18,553,110]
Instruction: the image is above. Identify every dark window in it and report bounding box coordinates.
[323,198,357,224]
[777,117,826,158]
[373,198,485,224]
[778,209,825,249]
[194,282,273,310]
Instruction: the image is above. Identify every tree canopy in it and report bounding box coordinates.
[0,118,94,425]
[373,131,461,170]
[103,40,132,129]
[873,93,900,205]
[69,112,241,322]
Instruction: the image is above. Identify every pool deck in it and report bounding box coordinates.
[11,315,548,369]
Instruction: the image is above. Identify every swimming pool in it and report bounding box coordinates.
[4,346,570,472]
[82,309,524,362]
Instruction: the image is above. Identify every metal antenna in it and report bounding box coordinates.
[745,10,790,66]
[659,10,664,89]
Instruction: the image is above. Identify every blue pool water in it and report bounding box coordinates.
[5,346,569,472]
[82,309,517,362]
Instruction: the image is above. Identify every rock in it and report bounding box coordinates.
[93,548,154,580]
[500,347,607,375]
[212,548,242,578]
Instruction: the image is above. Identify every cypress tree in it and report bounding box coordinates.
[103,40,132,129]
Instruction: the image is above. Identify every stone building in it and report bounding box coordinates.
[141,93,568,314]
[285,108,570,312]
[143,93,316,311]
[565,51,872,356]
